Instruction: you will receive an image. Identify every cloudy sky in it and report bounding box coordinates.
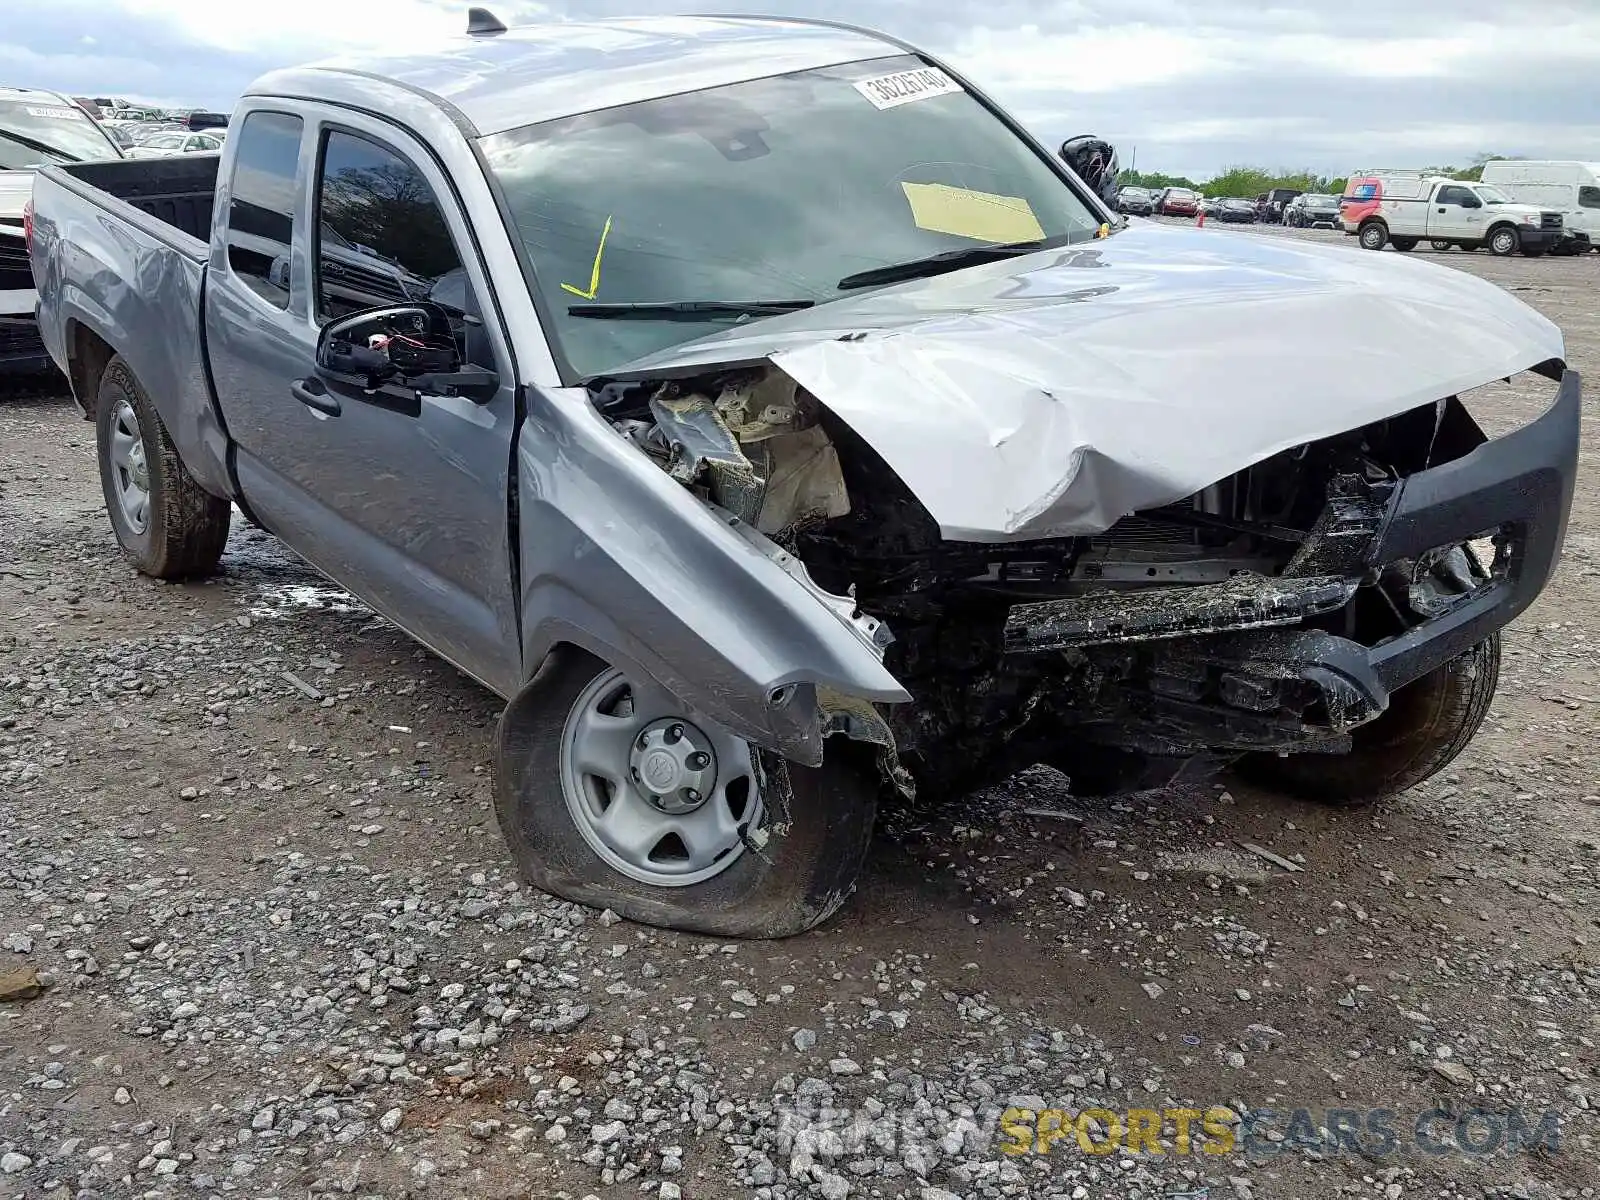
[7,0,1598,179]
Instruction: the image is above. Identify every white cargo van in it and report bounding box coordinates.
[1476,161,1600,250]
[1340,170,1565,256]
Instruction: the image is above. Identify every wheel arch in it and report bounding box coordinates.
[65,319,118,421]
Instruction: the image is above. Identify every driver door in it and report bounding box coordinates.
[1430,185,1482,240]
[205,106,523,695]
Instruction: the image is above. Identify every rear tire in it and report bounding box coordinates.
[1358,221,1388,251]
[1391,237,1418,251]
[1488,226,1519,256]
[1522,244,1547,258]
[494,647,880,938]
[1430,239,1452,251]
[1239,635,1500,807]
[95,355,231,580]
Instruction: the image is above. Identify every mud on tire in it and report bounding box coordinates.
[95,355,231,579]
[493,647,880,938]
[1239,634,1501,807]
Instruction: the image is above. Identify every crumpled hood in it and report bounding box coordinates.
[613,223,1565,541]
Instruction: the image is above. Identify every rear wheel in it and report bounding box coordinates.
[1488,226,1519,256]
[1239,635,1500,807]
[95,355,231,580]
[1358,221,1388,251]
[494,647,880,938]
[1430,239,1453,251]
[1391,236,1418,252]
[1522,244,1547,258]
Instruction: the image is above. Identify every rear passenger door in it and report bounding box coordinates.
[204,104,524,696]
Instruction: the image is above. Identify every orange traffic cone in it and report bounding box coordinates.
[1196,206,1206,228]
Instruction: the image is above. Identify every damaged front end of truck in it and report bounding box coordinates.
[582,347,1577,801]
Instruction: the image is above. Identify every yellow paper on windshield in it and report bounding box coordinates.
[900,182,1046,244]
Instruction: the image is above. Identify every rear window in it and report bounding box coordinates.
[0,98,122,167]
[224,111,304,310]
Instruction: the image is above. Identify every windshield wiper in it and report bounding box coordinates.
[837,236,1070,291]
[567,300,814,320]
[0,130,84,165]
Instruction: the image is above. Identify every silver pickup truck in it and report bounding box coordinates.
[29,14,1579,938]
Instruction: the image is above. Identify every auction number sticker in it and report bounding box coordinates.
[25,106,79,119]
[853,66,963,110]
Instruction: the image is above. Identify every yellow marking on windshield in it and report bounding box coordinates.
[560,214,613,299]
[901,182,1045,244]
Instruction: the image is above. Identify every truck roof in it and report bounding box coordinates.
[0,85,79,108]
[248,15,907,138]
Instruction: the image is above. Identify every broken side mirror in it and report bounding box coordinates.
[315,303,499,402]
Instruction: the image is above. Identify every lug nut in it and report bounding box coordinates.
[629,766,641,782]
[666,724,684,743]
[684,788,701,803]
[637,732,650,749]
[687,752,710,770]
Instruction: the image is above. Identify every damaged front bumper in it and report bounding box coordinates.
[1005,369,1580,747]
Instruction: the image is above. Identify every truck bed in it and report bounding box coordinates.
[51,155,219,258]
[31,153,233,498]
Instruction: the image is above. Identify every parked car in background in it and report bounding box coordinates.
[1155,186,1199,216]
[125,129,226,158]
[1217,197,1256,223]
[1116,186,1154,215]
[1285,193,1340,228]
[1342,171,1563,256]
[1,85,124,375]
[1200,195,1223,217]
[1476,161,1600,251]
[1255,188,1302,224]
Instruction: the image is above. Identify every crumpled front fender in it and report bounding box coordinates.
[515,386,910,764]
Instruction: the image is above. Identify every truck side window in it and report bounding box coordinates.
[1436,186,1471,206]
[224,111,303,310]
[314,130,465,325]
[1580,187,1600,209]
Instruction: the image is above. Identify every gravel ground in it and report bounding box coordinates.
[3,224,1599,1200]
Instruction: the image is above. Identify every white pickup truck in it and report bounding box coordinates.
[1341,171,1566,257]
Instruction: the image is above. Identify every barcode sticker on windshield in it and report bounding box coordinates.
[853,67,962,110]
[25,105,79,119]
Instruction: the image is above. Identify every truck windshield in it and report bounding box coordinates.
[478,54,1104,379]
[0,99,121,168]
[1475,185,1513,204]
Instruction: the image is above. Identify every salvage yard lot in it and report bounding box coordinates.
[2,224,1598,1199]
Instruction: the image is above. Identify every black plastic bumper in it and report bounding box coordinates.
[0,317,51,376]
[1361,368,1579,690]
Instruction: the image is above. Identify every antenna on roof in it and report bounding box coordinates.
[466,7,507,36]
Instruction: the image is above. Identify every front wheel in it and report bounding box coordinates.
[494,648,880,938]
[1239,635,1500,807]
[1358,222,1388,251]
[1391,237,1418,252]
[95,355,231,579]
[1489,227,1519,256]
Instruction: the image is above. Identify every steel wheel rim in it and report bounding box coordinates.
[1492,231,1515,254]
[560,667,762,888]
[108,398,150,534]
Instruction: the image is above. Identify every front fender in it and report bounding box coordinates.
[515,386,910,764]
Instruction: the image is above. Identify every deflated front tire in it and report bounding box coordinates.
[1239,635,1501,807]
[493,646,879,937]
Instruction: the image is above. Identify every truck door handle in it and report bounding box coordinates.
[291,378,341,417]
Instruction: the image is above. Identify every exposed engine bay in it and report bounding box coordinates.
[594,365,1505,798]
